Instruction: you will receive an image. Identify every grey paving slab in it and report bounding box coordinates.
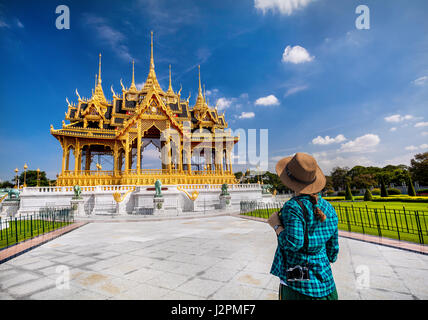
[0,215,427,300]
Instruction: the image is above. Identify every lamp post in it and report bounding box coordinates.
[23,163,28,188]
[36,168,40,187]
[14,168,19,189]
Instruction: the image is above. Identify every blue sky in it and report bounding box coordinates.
[0,0,428,180]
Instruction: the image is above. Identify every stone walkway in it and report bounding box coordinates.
[0,215,427,300]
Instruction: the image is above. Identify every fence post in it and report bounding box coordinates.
[0,217,2,241]
[393,209,400,241]
[15,217,18,244]
[6,218,8,246]
[374,209,382,238]
[402,206,409,233]
[31,216,33,238]
[365,205,372,228]
[358,208,365,234]
[384,206,389,231]
[265,202,269,219]
[345,207,351,232]
[415,211,424,245]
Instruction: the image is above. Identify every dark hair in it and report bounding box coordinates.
[309,194,327,222]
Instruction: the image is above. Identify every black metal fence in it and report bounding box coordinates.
[0,207,74,250]
[240,201,428,244]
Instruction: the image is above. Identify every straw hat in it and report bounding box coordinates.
[275,152,326,194]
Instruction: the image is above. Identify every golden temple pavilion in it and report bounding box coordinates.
[51,32,238,186]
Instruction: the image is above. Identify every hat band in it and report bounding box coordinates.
[285,164,316,185]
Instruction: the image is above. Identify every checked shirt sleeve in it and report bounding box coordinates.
[277,204,304,252]
[326,228,339,263]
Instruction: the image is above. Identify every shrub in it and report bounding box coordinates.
[380,178,389,197]
[387,188,401,195]
[326,189,335,196]
[372,197,428,203]
[351,189,360,196]
[371,188,380,195]
[407,175,416,196]
[364,188,373,201]
[417,188,428,195]
[345,182,353,201]
[337,191,346,196]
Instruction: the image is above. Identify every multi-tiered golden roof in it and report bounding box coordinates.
[51,32,238,186]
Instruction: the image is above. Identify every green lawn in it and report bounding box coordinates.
[0,218,73,249]
[240,200,428,244]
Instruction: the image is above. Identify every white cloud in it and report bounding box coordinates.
[255,95,280,106]
[413,76,428,86]
[339,134,380,153]
[284,85,308,97]
[312,151,376,175]
[312,134,346,145]
[415,122,428,128]
[216,97,233,111]
[254,0,315,16]
[406,144,428,151]
[238,112,255,119]
[384,114,414,123]
[282,45,314,64]
[405,145,419,151]
[389,127,397,132]
[16,19,24,28]
[136,82,145,90]
[205,88,219,96]
[0,19,9,28]
[83,14,134,62]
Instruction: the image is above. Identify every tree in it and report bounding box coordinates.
[234,171,243,181]
[345,181,353,201]
[409,152,428,186]
[0,180,14,188]
[18,170,50,187]
[407,173,416,197]
[330,167,349,191]
[364,188,373,201]
[380,177,388,197]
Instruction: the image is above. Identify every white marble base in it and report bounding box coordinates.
[18,184,267,216]
[70,198,85,217]
[153,197,165,215]
[1,200,20,218]
[219,194,232,210]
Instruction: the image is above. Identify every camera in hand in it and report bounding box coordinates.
[286,265,310,282]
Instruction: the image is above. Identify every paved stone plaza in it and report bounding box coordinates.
[0,215,427,300]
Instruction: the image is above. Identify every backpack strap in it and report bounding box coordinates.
[295,199,309,256]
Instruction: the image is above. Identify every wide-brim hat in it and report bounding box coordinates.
[275,152,326,194]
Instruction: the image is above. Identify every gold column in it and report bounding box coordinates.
[85,147,92,171]
[187,147,192,174]
[61,146,66,174]
[179,144,183,172]
[124,134,130,174]
[65,148,70,171]
[113,143,119,176]
[137,121,141,174]
[73,141,81,175]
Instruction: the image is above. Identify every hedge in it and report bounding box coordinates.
[372,197,428,203]
[387,188,401,195]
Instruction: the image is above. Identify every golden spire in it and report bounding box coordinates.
[143,31,163,92]
[92,53,107,103]
[167,64,174,95]
[194,65,204,109]
[129,59,137,91]
[98,53,102,85]
[198,65,202,97]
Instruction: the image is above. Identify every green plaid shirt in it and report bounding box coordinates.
[270,194,339,298]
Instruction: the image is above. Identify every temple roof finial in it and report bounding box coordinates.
[143,31,163,92]
[129,59,137,91]
[150,31,154,72]
[198,65,202,97]
[98,53,102,84]
[167,64,174,94]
